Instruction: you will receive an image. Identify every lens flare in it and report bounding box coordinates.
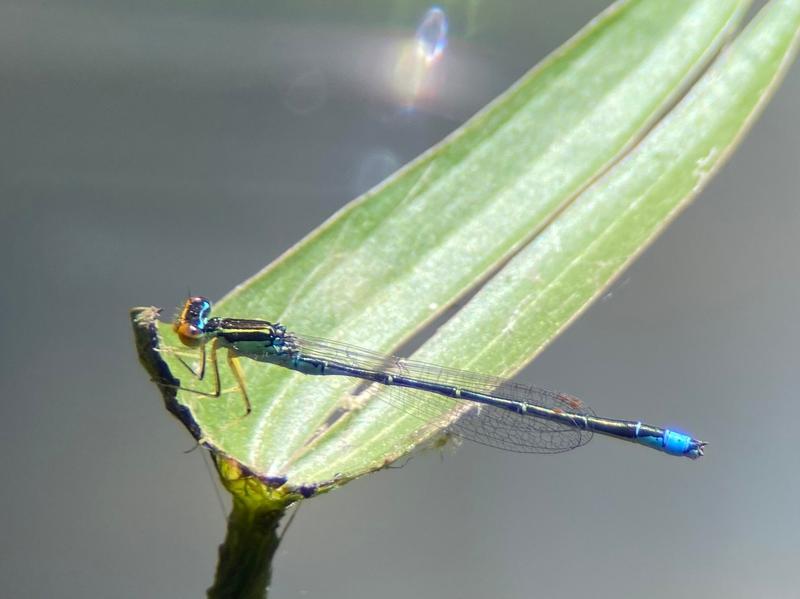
[391,6,449,109]
[416,6,448,63]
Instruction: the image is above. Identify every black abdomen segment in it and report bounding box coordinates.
[276,353,703,458]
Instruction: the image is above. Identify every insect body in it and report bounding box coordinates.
[171,297,706,459]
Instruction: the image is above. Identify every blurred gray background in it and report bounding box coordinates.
[1,1,798,597]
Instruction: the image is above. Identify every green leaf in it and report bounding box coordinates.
[132,0,800,507]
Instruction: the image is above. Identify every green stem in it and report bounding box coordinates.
[207,500,286,599]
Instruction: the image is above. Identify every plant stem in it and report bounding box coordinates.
[207,500,286,599]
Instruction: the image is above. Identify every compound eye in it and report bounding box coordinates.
[175,321,202,340]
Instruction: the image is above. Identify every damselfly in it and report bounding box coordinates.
[170,296,706,459]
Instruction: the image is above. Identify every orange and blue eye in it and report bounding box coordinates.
[175,296,213,340]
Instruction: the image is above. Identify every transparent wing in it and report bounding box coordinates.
[286,333,594,453]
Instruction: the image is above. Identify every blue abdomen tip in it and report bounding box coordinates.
[663,430,692,455]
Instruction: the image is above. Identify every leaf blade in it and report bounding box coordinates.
[285,0,800,483]
[133,0,800,498]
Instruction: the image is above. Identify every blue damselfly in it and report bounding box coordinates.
[172,297,705,459]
